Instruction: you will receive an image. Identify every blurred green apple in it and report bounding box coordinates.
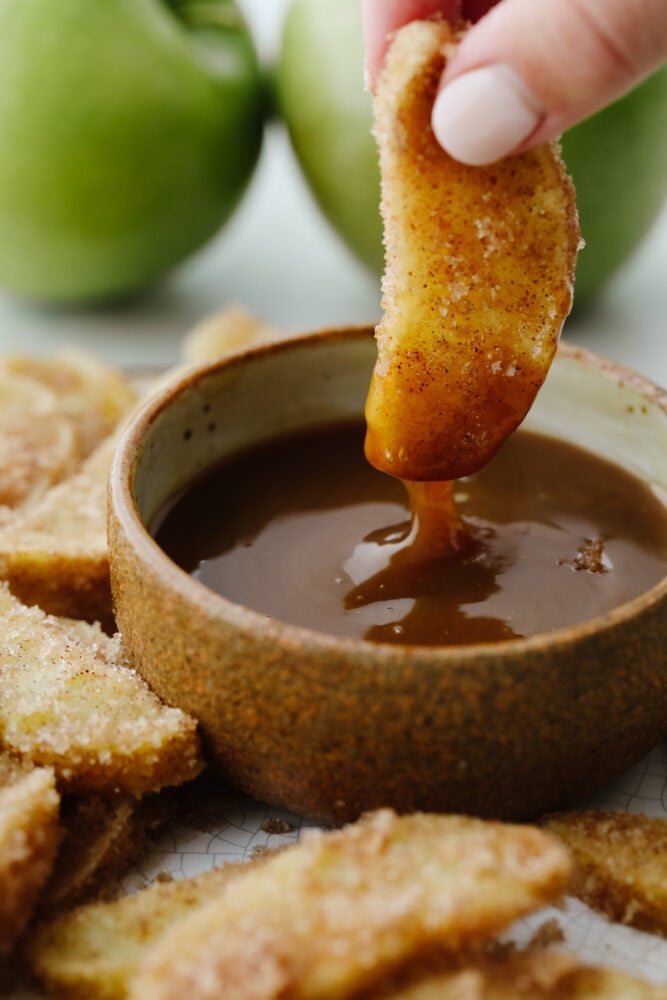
[562,76,667,304]
[277,0,667,307]
[277,0,383,277]
[0,0,265,303]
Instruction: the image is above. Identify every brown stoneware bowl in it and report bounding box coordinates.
[108,328,667,823]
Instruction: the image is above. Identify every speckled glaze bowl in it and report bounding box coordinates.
[108,328,667,823]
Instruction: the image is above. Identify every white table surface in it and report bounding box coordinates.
[0,0,664,379]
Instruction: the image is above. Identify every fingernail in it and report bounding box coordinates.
[431,65,543,165]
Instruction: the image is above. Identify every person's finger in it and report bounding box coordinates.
[362,0,461,86]
[431,0,667,165]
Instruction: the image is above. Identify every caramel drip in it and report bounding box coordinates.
[402,479,470,557]
[342,479,479,638]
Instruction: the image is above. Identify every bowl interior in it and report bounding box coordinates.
[133,331,376,529]
[527,348,667,502]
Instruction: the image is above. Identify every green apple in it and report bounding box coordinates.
[277,0,667,306]
[277,0,383,277]
[561,75,667,305]
[0,0,265,303]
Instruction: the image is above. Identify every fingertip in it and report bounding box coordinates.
[363,0,464,88]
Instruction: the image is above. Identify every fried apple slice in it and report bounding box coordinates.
[0,434,116,620]
[0,349,137,460]
[182,305,284,364]
[0,371,75,512]
[0,351,136,520]
[542,810,667,936]
[378,949,666,999]
[365,20,579,482]
[39,790,174,914]
[0,756,60,955]
[130,809,571,1000]
[29,863,255,1000]
[0,585,203,794]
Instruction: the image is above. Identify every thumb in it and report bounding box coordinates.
[432,0,667,165]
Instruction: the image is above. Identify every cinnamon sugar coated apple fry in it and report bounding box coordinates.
[129,809,572,1000]
[181,304,284,364]
[0,757,60,955]
[0,350,137,460]
[365,20,580,482]
[542,810,667,937]
[0,585,203,795]
[0,351,136,518]
[0,372,75,512]
[0,434,118,620]
[29,861,265,1000]
[375,948,667,999]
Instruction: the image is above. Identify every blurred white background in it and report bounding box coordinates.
[0,0,664,379]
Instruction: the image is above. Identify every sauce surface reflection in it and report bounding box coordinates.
[153,422,667,646]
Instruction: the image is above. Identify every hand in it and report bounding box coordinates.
[362,0,667,165]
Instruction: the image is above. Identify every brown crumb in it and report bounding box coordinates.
[562,537,609,574]
[478,938,517,962]
[261,818,293,836]
[527,918,565,950]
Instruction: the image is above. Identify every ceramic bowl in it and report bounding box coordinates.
[108,328,667,823]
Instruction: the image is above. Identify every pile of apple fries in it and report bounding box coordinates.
[0,310,286,972]
[0,350,206,964]
[24,809,667,999]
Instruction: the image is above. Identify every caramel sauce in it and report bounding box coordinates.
[153,422,667,647]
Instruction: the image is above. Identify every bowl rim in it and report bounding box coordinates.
[109,326,667,662]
